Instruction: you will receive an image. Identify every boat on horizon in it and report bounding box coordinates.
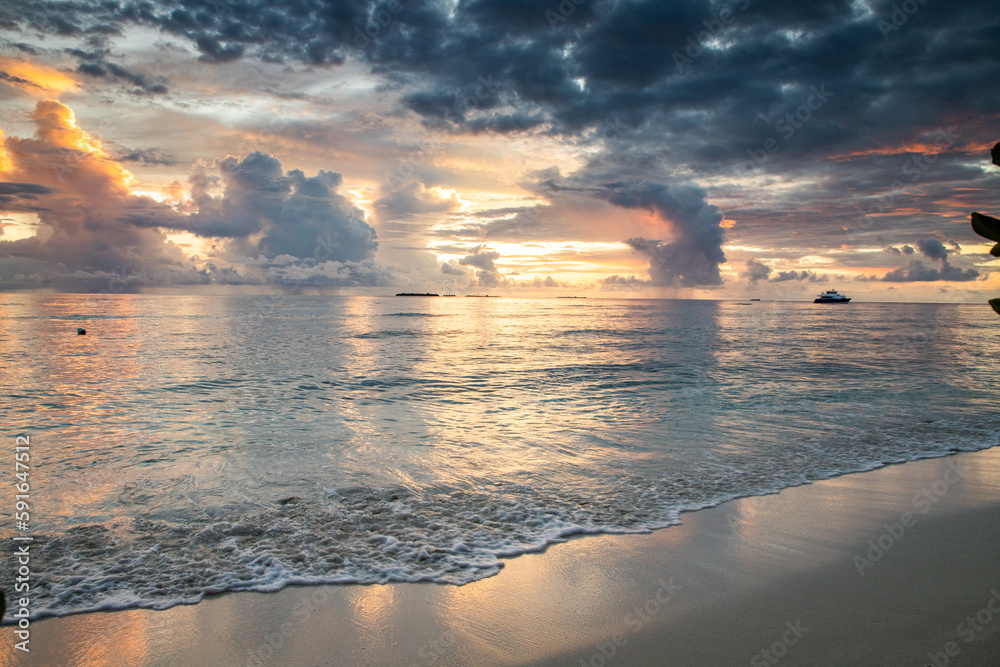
[814,289,851,304]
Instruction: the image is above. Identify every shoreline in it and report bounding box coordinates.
[3,447,1000,665]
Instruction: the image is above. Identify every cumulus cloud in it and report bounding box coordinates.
[3,0,998,291]
[741,258,827,283]
[881,261,980,283]
[606,180,726,287]
[915,237,950,261]
[771,270,828,283]
[0,99,201,289]
[742,258,772,283]
[0,100,385,289]
[457,245,504,287]
[601,274,651,286]
[877,237,979,282]
[124,149,381,273]
[440,260,468,276]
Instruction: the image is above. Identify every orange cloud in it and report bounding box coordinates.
[0,100,387,289]
[0,58,79,94]
[4,100,135,196]
[830,140,992,161]
[0,129,11,173]
[0,100,193,287]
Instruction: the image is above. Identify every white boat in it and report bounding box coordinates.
[814,289,851,304]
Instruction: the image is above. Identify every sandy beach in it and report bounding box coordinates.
[3,447,1000,667]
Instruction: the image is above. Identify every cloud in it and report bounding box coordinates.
[458,245,504,287]
[741,258,827,283]
[601,274,651,286]
[5,0,999,164]
[0,99,198,288]
[434,205,551,242]
[69,48,169,94]
[114,148,178,166]
[0,100,384,289]
[373,180,460,222]
[881,260,980,282]
[457,245,499,271]
[742,258,772,283]
[0,181,58,204]
[0,58,79,94]
[606,181,726,287]
[771,270,828,283]
[915,237,949,261]
[143,151,380,265]
[2,0,998,292]
[440,260,468,276]
[876,236,979,282]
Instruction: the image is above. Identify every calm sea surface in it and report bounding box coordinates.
[1,294,998,619]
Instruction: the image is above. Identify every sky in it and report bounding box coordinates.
[0,0,998,300]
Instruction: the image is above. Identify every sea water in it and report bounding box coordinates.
[1,294,998,619]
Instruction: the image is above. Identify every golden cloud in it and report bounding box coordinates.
[0,58,79,94]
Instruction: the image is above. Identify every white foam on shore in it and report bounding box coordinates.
[5,424,996,623]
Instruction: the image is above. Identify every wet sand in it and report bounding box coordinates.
[3,447,1000,666]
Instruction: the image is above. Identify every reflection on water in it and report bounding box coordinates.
[0,294,998,620]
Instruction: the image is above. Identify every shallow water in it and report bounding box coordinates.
[1,294,998,619]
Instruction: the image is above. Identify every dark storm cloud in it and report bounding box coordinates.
[2,0,370,65]
[5,0,998,157]
[10,43,39,55]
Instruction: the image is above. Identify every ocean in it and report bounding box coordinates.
[2,294,998,620]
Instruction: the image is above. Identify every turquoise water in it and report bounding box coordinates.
[1,294,998,619]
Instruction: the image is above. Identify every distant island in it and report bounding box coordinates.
[395,292,439,297]
[465,294,498,297]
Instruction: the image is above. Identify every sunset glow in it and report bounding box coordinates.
[3,2,1000,661]
[0,1,997,299]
